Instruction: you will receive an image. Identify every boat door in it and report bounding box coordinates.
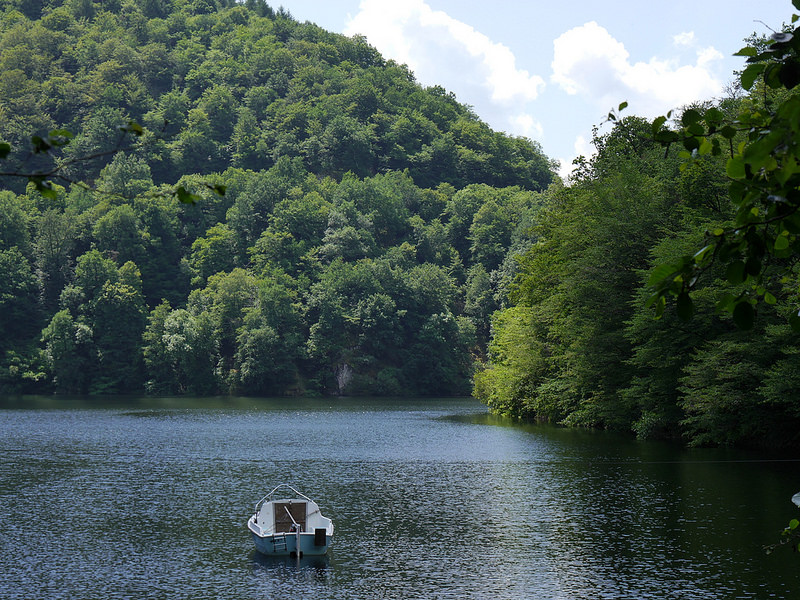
[274,502,306,532]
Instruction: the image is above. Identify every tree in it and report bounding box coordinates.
[41,309,95,393]
[464,264,497,346]
[191,268,258,385]
[90,262,147,392]
[317,114,375,178]
[74,249,118,304]
[318,203,376,262]
[234,276,303,394]
[647,5,800,330]
[469,199,512,271]
[476,118,681,428]
[97,153,154,198]
[0,191,33,255]
[35,208,75,311]
[190,223,237,284]
[402,312,475,395]
[142,302,218,394]
[0,246,39,344]
[92,203,146,266]
[473,305,551,418]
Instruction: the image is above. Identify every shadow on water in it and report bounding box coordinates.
[0,394,475,413]
[249,550,333,589]
[250,550,330,571]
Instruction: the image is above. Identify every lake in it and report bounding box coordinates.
[0,396,798,599]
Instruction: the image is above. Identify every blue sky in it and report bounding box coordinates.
[271,0,791,176]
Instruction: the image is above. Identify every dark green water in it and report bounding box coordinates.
[0,396,798,599]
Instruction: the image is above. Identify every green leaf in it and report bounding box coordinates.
[687,122,706,136]
[704,107,724,125]
[743,131,782,168]
[790,312,800,332]
[618,101,628,111]
[784,213,800,234]
[31,135,51,154]
[779,59,800,89]
[718,240,743,262]
[647,263,679,287]
[654,130,680,144]
[683,136,700,152]
[681,108,702,126]
[698,137,713,155]
[716,294,736,313]
[775,156,799,186]
[775,234,790,250]
[693,244,714,265]
[720,125,737,139]
[726,261,746,284]
[676,292,694,321]
[734,46,758,57]
[745,256,762,277]
[733,301,755,330]
[765,63,783,89]
[728,180,747,204]
[647,294,666,318]
[790,518,800,530]
[651,115,667,135]
[726,156,746,179]
[764,291,777,305]
[0,142,9,159]
[741,63,766,90]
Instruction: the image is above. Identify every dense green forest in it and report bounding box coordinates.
[474,18,800,450]
[0,0,554,398]
[2,0,799,449]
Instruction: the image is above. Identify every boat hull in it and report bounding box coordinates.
[251,531,332,557]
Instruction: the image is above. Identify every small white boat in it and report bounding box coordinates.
[247,484,334,557]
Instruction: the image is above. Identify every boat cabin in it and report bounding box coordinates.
[251,496,332,537]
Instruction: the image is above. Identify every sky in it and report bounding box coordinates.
[270,0,791,176]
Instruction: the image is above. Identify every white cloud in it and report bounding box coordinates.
[673,31,696,46]
[508,113,544,140]
[697,46,724,67]
[573,134,594,159]
[551,21,725,118]
[344,0,545,105]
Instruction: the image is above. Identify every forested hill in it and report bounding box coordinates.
[0,0,556,397]
[0,0,554,189]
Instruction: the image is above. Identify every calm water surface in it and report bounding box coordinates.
[0,396,798,599]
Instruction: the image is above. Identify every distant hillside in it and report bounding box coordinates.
[0,0,555,397]
[0,0,554,191]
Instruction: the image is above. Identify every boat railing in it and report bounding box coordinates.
[252,483,314,512]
